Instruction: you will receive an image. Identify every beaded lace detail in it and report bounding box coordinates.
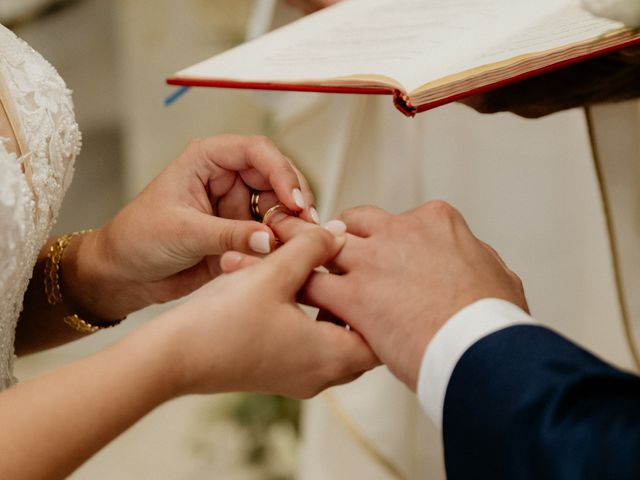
[0,24,81,389]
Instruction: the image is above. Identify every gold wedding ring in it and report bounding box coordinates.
[251,189,292,225]
[250,190,262,221]
[262,204,292,226]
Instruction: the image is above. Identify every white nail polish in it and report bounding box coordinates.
[310,207,321,224]
[323,220,347,236]
[293,188,306,209]
[249,231,271,254]
[223,252,243,269]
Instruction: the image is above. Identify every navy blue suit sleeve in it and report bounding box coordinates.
[443,325,640,480]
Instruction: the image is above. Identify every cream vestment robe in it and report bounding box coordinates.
[251,3,640,479]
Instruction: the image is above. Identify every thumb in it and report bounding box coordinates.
[190,213,276,256]
[220,251,262,273]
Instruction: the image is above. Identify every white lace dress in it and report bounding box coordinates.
[0,24,81,390]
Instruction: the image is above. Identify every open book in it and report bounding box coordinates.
[167,0,640,117]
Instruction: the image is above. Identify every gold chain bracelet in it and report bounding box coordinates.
[44,230,124,334]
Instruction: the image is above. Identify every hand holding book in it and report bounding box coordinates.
[462,0,640,117]
[284,0,341,14]
[463,45,640,118]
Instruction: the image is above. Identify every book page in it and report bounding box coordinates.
[424,4,628,92]
[175,0,433,90]
[174,0,624,94]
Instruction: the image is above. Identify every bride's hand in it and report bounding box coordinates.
[65,135,316,320]
[148,223,378,398]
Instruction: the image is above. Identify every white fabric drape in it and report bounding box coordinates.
[264,92,640,479]
[250,4,640,479]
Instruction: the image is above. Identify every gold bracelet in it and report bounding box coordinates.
[44,230,124,333]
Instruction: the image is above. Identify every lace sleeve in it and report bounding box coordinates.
[0,140,31,294]
[0,23,81,389]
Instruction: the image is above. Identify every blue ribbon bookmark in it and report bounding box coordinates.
[164,86,190,106]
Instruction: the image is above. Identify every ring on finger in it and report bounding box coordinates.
[250,190,262,221]
[262,204,293,226]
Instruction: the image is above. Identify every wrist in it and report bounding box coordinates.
[140,304,227,397]
[417,299,536,427]
[106,320,184,405]
[61,229,149,321]
[397,296,524,391]
[391,326,434,393]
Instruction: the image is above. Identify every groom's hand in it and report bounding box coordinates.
[284,0,342,14]
[224,202,527,390]
[300,202,528,390]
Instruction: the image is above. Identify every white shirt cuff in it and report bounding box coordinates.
[582,0,640,26]
[417,298,537,429]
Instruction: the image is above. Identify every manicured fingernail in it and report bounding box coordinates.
[323,220,347,236]
[310,207,320,224]
[223,252,243,269]
[293,188,306,209]
[249,231,271,254]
